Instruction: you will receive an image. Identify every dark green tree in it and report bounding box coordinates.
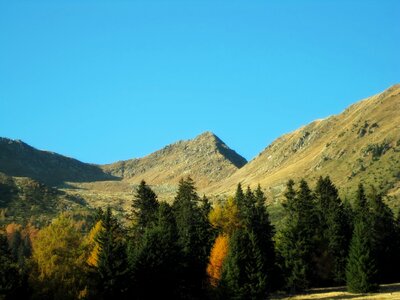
[130,180,159,234]
[129,202,181,299]
[368,187,397,283]
[346,218,378,293]
[220,228,258,299]
[172,177,214,298]
[346,183,378,293]
[314,176,351,285]
[394,211,400,283]
[220,185,276,299]
[0,234,24,300]
[94,207,128,299]
[278,179,317,293]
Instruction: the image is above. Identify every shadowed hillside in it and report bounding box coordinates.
[0,138,116,186]
[0,172,89,226]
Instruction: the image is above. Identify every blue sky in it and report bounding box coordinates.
[1,0,399,164]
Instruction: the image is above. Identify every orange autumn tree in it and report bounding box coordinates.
[207,196,242,287]
[207,234,229,287]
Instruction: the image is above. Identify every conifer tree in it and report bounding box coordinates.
[172,177,214,298]
[31,214,86,299]
[94,207,128,299]
[277,179,317,292]
[220,185,276,299]
[129,202,181,299]
[207,234,229,287]
[0,233,23,299]
[346,219,378,293]
[368,187,397,283]
[314,176,351,284]
[346,183,378,293]
[130,180,159,234]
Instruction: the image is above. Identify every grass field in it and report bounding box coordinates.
[271,283,400,299]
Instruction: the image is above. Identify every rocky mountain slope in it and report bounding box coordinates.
[1,85,399,216]
[0,138,115,186]
[208,84,400,206]
[101,131,247,189]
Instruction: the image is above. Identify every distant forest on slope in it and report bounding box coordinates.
[1,176,400,299]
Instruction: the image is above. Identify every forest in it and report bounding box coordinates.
[1,176,400,300]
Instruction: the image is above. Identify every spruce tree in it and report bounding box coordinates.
[130,180,159,234]
[220,185,276,299]
[368,187,397,283]
[278,179,317,292]
[314,176,351,285]
[346,218,378,293]
[94,207,128,299]
[346,184,378,293]
[172,177,213,298]
[129,202,181,299]
[220,228,253,299]
[0,234,23,299]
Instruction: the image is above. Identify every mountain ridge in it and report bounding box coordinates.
[101,131,247,188]
[205,84,400,205]
[0,84,399,214]
[0,137,116,186]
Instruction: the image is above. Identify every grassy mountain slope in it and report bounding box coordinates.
[0,172,89,226]
[61,132,247,209]
[0,138,116,186]
[208,84,400,206]
[1,85,399,216]
[102,131,247,189]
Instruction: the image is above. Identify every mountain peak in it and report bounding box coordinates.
[193,131,220,143]
[191,131,247,168]
[102,131,247,189]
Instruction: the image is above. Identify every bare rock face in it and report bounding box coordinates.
[101,131,247,189]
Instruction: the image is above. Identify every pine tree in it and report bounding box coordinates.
[368,187,397,283]
[314,176,351,285]
[346,183,378,293]
[346,219,378,293]
[277,179,317,292]
[220,228,250,299]
[354,183,368,214]
[172,177,214,298]
[219,185,276,299]
[0,233,23,299]
[130,180,159,234]
[94,207,128,299]
[129,202,181,299]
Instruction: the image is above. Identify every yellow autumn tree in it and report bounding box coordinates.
[209,196,241,234]
[31,214,86,299]
[85,220,103,267]
[207,234,229,287]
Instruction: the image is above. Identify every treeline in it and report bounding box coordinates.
[1,176,400,299]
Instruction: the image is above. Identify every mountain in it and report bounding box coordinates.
[208,84,400,206]
[1,85,399,216]
[0,138,115,186]
[101,131,247,188]
[0,172,89,226]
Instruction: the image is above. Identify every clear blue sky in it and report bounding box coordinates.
[1,1,399,164]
